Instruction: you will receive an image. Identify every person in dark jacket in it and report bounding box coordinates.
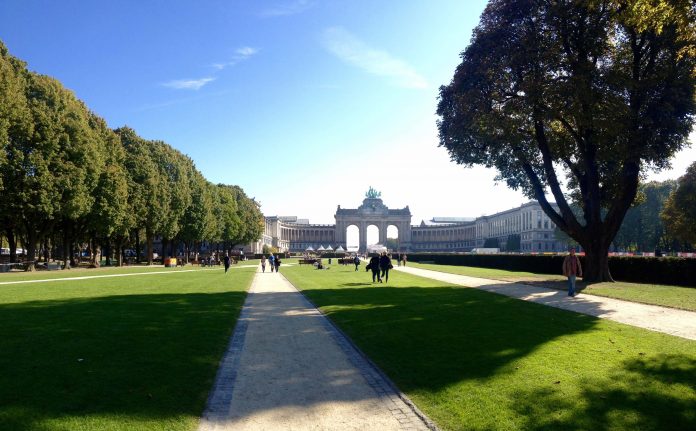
[353,255,360,271]
[274,257,281,273]
[223,253,231,273]
[379,252,392,283]
[368,254,381,283]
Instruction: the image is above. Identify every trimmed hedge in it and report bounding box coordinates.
[407,254,696,288]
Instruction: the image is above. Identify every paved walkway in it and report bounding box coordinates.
[395,266,696,341]
[199,268,432,431]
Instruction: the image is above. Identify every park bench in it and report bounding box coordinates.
[0,262,25,272]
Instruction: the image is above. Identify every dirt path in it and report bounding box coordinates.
[396,266,696,341]
[199,267,432,431]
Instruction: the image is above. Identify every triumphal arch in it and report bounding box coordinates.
[334,187,412,252]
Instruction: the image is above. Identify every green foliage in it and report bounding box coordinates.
[437,0,696,281]
[483,237,499,248]
[385,237,399,250]
[613,180,677,251]
[662,162,696,247]
[0,42,264,268]
[284,264,696,431]
[505,234,521,251]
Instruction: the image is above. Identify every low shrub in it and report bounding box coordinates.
[407,254,696,287]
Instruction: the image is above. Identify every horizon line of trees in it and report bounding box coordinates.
[0,41,264,270]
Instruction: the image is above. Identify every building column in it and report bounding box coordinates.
[359,222,368,253]
[379,222,387,246]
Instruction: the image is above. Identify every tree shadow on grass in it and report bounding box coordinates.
[0,292,246,431]
[299,285,696,430]
[302,285,602,389]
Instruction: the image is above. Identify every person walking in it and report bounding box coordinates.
[269,253,275,273]
[562,247,583,297]
[223,253,231,273]
[353,254,360,271]
[274,256,281,273]
[379,252,392,283]
[401,254,407,267]
[368,254,381,283]
[261,255,267,273]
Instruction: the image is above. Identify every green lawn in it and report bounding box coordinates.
[407,261,696,312]
[283,263,696,431]
[0,266,255,431]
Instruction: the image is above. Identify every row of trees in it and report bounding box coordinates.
[0,41,264,270]
[438,0,696,281]
[584,160,695,253]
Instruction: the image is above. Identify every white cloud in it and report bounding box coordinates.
[236,46,258,57]
[261,0,313,17]
[211,46,259,70]
[162,77,216,90]
[322,27,429,89]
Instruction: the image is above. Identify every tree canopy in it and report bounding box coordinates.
[661,161,696,247]
[0,40,264,269]
[437,0,696,281]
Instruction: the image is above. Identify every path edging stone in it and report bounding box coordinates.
[279,272,440,431]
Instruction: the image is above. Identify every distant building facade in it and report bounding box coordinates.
[245,195,567,254]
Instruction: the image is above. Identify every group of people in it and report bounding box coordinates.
[260,254,281,273]
[366,252,393,283]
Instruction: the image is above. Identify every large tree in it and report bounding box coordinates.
[437,0,696,281]
[661,161,696,247]
[117,127,165,265]
[0,41,32,263]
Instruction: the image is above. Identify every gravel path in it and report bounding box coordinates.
[199,268,433,431]
[395,266,696,341]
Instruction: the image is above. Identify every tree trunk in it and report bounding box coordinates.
[146,228,154,265]
[162,238,169,260]
[135,230,141,264]
[24,228,37,272]
[62,230,71,270]
[580,238,613,283]
[6,229,17,263]
[69,240,78,268]
[114,238,123,267]
[104,240,112,266]
[90,238,101,268]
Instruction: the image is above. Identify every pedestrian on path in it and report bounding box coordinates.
[401,254,407,267]
[261,255,267,273]
[274,257,281,273]
[562,247,583,297]
[354,254,360,271]
[223,253,231,273]
[368,254,381,283]
[379,252,393,283]
[269,254,275,273]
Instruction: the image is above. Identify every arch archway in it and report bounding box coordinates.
[346,225,359,252]
[387,224,399,251]
[366,225,380,247]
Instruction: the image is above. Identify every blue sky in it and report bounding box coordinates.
[1,0,694,226]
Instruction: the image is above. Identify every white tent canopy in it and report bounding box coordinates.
[367,244,387,253]
[305,246,314,251]
[325,245,334,251]
[335,245,345,252]
[317,245,326,251]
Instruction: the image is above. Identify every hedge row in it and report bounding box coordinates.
[407,254,696,288]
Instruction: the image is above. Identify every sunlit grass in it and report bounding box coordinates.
[0,267,255,430]
[407,261,696,311]
[283,263,696,431]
